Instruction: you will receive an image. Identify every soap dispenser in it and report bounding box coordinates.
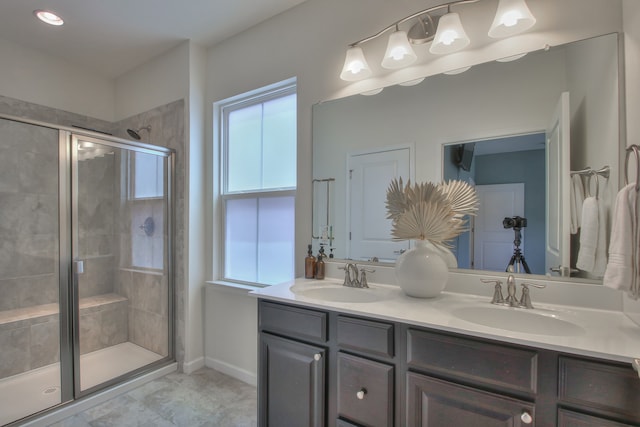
[315,245,326,280]
[304,244,316,279]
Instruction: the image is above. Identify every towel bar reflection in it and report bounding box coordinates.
[570,165,610,179]
[625,144,640,191]
[571,166,609,200]
[312,178,335,241]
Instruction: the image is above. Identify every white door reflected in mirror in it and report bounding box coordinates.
[348,146,412,261]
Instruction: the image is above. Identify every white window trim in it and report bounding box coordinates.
[212,77,297,287]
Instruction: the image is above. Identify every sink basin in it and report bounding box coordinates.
[451,306,585,336]
[290,282,396,303]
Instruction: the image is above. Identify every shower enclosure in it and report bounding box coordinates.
[0,116,174,426]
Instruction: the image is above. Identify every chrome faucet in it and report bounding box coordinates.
[358,267,374,288]
[481,275,545,309]
[347,263,359,286]
[339,263,374,288]
[480,279,505,304]
[505,275,519,307]
[519,282,546,309]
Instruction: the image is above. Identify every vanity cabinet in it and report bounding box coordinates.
[258,301,328,427]
[257,299,640,427]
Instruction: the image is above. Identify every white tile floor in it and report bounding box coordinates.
[0,342,163,426]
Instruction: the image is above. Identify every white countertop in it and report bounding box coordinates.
[251,278,640,366]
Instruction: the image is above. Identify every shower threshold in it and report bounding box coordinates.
[0,342,163,426]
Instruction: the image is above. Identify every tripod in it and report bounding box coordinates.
[505,227,531,274]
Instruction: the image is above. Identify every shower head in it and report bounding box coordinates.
[126,125,151,140]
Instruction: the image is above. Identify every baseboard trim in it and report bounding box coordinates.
[23,363,177,427]
[205,356,257,387]
[182,356,206,374]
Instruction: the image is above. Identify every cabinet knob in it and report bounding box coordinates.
[356,388,367,400]
[520,411,533,424]
[313,353,322,361]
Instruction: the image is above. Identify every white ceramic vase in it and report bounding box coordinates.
[395,240,449,298]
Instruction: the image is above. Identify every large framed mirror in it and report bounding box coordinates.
[312,32,623,284]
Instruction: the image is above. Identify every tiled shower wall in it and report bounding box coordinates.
[77,153,116,298]
[0,119,60,311]
[0,118,61,378]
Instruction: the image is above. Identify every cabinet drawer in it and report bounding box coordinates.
[337,315,394,358]
[338,352,394,427]
[407,328,538,395]
[558,357,640,423]
[558,409,635,427]
[259,301,327,342]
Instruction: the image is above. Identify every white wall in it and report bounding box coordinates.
[204,285,257,385]
[0,38,114,121]
[565,34,620,259]
[203,0,627,381]
[114,42,190,121]
[184,42,208,373]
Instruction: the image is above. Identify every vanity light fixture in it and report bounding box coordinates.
[382,26,418,69]
[360,88,384,96]
[488,0,536,38]
[429,9,470,55]
[33,9,64,26]
[339,0,536,81]
[340,46,372,81]
[443,66,472,75]
[399,77,426,86]
[496,52,528,62]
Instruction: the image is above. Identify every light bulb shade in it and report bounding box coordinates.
[381,30,417,69]
[429,12,470,55]
[488,0,536,38]
[340,46,372,81]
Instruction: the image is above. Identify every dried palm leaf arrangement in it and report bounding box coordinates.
[386,178,479,245]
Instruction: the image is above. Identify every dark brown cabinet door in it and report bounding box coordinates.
[259,333,325,427]
[407,372,535,427]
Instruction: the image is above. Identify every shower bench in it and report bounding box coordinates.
[0,293,128,379]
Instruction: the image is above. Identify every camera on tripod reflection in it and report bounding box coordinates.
[503,216,527,230]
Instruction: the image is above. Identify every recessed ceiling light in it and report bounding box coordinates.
[33,10,64,26]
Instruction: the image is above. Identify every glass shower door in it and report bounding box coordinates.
[0,118,67,425]
[72,135,172,394]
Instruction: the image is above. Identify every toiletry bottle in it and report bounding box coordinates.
[304,244,316,279]
[315,246,326,280]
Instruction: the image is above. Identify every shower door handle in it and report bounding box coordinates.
[73,259,84,275]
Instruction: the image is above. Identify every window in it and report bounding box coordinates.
[217,79,297,286]
[128,151,166,271]
[130,151,164,199]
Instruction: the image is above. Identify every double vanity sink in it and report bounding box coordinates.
[254,272,640,426]
[269,276,640,362]
[289,280,585,337]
